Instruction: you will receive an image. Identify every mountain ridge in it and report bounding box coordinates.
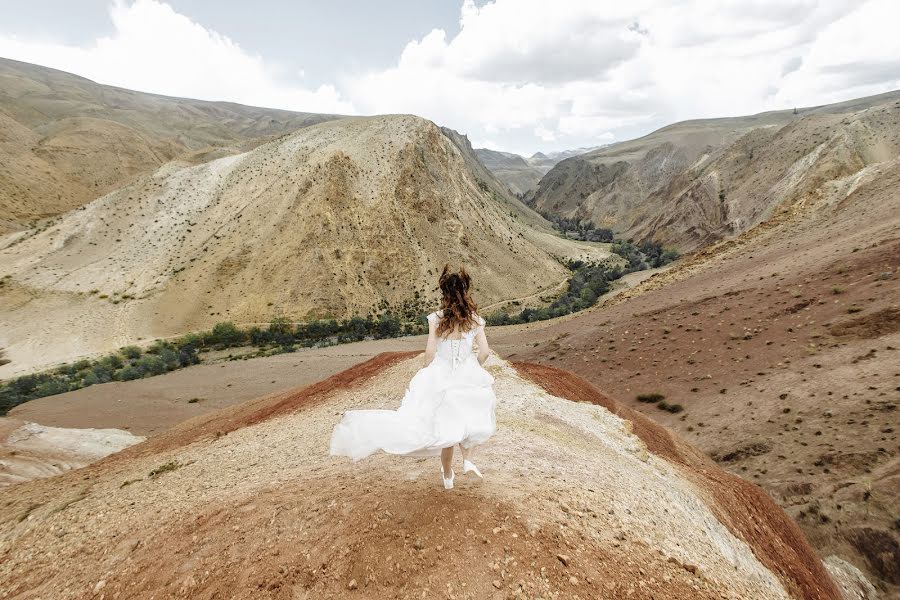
[528,88,900,251]
[0,113,607,376]
[474,145,604,197]
[0,57,342,233]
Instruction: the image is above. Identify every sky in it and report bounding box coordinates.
[1,0,899,156]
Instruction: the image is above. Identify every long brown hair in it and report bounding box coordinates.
[436,264,478,337]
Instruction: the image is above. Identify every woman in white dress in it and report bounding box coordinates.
[330,265,496,489]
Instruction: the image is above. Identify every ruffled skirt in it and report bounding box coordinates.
[329,356,496,461]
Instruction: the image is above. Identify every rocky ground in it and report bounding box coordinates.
[511,156,900,596]
[0,354,851,599]
[0,418,142,486]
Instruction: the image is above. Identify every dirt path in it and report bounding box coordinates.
[479,276,569,312]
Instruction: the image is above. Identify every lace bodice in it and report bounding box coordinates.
[427,311,485,370]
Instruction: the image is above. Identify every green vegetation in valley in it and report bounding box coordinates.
[611,239,679,270]
[0,312,418,414]
[0,239,676,412]
[486,239,678,326]
[543,215,615,242]
[0,339,201,415]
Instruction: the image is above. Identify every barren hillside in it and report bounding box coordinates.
[530,90,900,250]
[474,148,545,196]
[0,114,606,376]
[0,354,861,599]
[0,57,340,232]
[512,138,900,594]
[475,146,604,197]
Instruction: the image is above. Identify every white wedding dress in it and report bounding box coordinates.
[329,311,496,461]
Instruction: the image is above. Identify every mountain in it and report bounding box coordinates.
[0,57,340,233]
[474,148,545,196]
[0,114,606,376]
[0,353,865,599]
[528,146,603,169]
[474,145,604,197]
[529,90,900,250]
[511,126,900,594]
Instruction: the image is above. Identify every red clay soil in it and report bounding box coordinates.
[94,480,717,600]
[512,360,843,600]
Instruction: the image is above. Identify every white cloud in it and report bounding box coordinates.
[2,0,899,155]
[773,0,900,106]
[0,0,355,114]
[348,0,899,154]
[534,125,557,142]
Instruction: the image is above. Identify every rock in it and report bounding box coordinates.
[348,579,357,590]
[492,579,502,589]
[569,576,578,585]
[824,555,878,600]
[413,538,424,550]
[556,553,570,567]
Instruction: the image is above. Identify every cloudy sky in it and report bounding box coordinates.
[2,0,899,155]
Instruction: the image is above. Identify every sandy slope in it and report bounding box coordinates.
[0,114,607,377]
[0,354,847,599]
[0,57,339,232]
[530,90,900,251]
[513,150,900,595]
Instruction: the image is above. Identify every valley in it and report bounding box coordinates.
[1,57,898,598]
[0,110,606,377]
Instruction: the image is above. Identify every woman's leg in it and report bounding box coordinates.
[459,443,473,464]
[441,446,454,475]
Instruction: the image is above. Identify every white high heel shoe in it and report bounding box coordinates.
[441,467,455,490]
[463,459,483,479]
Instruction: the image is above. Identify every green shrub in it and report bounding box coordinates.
[248,326,270,346]
[121,346,142,359]
[206,322,245,346]
[33,378,69,397]
[116,366,143,381]
[90,364,115,384]
[135,355,167,376]
[99,354,124,370]
[375,313,401,339]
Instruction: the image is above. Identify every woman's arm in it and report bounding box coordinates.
[475,319,491,365]
[423,315,438,367]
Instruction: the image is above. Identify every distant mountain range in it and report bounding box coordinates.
[526,90,900,250]
[474,145,604,196]
[0,59,608,375]
[0,57,341,234]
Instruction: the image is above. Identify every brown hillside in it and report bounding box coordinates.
[530,90,900,251]
[510,145,900,595]
[0,354,848,599]
[0,57,340,232]
[0,115,607,376]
